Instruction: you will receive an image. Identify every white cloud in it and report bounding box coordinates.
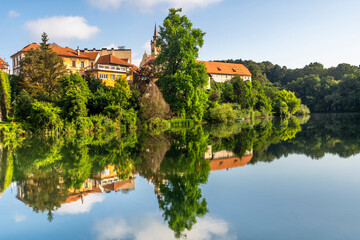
[94,214,233,240]
[104,43,118,49]
[56,194,105,215]
[24,16,100,42]
[9,10,20,18]
[86,0,222,11]
[14,214,27,223]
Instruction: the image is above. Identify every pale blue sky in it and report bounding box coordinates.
[1,0,360,68]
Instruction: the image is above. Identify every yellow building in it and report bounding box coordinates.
[11,43,100,76]
[85,54,134,87]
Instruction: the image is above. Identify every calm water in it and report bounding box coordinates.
[1,114,360,240]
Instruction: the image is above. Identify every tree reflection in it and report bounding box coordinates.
[157,126,210,238]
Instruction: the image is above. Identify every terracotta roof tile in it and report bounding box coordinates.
[197,61,252,76]
[96,54,132,67]
[15,43,92,59]
[0,58,7,65]
[0,64,6,69]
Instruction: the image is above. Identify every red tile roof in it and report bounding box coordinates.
[96,54,132,67]
[13,43,92,59]
[0,64,6,69]
[197,61,252,76]
[0,58,7,66]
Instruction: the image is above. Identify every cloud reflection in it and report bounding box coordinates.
[56,194,105,215]
[94,214,233,240]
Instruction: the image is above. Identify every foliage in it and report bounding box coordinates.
[156,8,208,122]
[217,59,360,113]
[18,35,67,97]
[0,71,11,120]
[58,73,91,121]
[29,100,64,132]
[295,104,311,115]
[207,103,237,123]
[274,90,301,116]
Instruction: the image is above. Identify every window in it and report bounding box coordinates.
[81,61,85,68]
[110,74,115,80]
[99,73,108,79]
[72,61,76,67]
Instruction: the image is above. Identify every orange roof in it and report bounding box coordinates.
[197,61,252,76]
[209,155,253,171]
[82,52,99,60]
[0,58,7,65]
[13,43,92,59]
[96,54,132,66]
[0,64,6,69]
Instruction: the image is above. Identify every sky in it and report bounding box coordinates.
[1,0,360,68]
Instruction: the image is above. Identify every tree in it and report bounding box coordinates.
[231,76,255,109]
[0,71,11,121]
[40,32,50,51]
[58,73,91,121]
[19,33,67,97]
[156,8,208,122]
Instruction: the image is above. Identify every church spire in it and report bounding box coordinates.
[153,20,158,41]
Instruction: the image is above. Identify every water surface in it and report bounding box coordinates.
[0,114,360,239]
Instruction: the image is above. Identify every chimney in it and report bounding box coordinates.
[77,46,80,55]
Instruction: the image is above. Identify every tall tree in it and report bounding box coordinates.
[19,33,67,97]
[156,8,208,122]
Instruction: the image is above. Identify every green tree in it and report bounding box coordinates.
[0,71,11,121]
[19,33,67,97]
[156,8,208,122]
[58,73,91,121]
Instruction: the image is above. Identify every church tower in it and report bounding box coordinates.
[150,22,160,59]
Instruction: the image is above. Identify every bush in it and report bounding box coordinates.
[89,115,115,132]
[295,104,311,115]
[14,90,33,122]
[207,103,237,123]
[29,100,64,132]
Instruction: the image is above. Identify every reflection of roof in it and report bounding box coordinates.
[197,61,252,76]
[96,55,132,66]
[209,155,253,171]
[102,179,135,192]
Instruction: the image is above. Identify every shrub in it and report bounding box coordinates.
[295,104,311,115]
[29,100,64,132]
[14,90,33,122]
[208,103,237,123]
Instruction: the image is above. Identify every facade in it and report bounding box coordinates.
[197,61,252,86]
[11,43,99,76]
[0,58,10,74]
[85,54,134,86]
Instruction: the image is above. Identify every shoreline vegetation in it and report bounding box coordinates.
[1,9,311,137]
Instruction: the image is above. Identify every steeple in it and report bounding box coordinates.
[153,20,158,41]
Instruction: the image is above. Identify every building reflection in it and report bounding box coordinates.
[205,146,253,171]
[16,164,136,208]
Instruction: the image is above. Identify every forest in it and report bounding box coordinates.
[218,59,360,112]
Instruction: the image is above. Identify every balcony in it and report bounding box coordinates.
[85,64,128,73]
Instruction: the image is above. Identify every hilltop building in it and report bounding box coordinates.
[140,23,252,86]
[11,43,135,86]
[0,58,10,74]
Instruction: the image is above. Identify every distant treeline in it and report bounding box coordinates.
[217,59,360,113]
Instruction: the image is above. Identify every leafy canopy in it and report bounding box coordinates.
[156,8,208,122]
